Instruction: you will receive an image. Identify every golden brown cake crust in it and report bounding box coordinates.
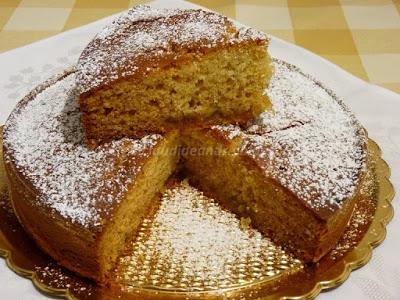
[5,160,101,279]
[76,6,268,96]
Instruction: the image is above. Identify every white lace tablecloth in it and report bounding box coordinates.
[0,0,399,299]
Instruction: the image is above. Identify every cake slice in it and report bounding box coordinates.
[181,61,367,262]
[3,72,181,282]
[76,6,273,143]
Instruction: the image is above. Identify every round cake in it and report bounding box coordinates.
[2,60,367,283]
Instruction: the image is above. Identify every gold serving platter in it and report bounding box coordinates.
[0,126,395,300]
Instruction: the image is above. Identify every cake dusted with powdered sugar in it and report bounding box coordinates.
[3,5,366,286]
[3,60,366,281]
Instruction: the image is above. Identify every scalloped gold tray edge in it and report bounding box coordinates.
[284,139,395,300]
[0,124,395,300]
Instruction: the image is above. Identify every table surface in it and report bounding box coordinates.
[0,0,399,94]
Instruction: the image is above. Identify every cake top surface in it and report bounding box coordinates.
[3,72,163,229]
[212,60,367,220]
[76,5,267,94]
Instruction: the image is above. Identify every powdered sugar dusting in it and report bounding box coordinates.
[117,181,302,291]
[216,60,367,216]
[76,5,267,94]
[4,73,163,228]
[211,124,243,139]
[95,6,179,41]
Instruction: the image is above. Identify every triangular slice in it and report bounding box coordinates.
[76,6,272,143]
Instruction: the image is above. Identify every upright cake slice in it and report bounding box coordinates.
[181,61,367,262]
[76,6,272,142]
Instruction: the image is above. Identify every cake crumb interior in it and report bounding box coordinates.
[80,44,272,140]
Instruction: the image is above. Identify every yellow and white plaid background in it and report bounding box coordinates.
[0,0,399,94]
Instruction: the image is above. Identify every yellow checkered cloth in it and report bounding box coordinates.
[0,0,399,93]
